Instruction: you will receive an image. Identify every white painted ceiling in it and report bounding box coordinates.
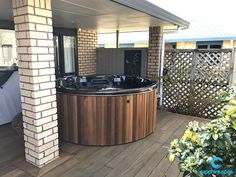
[0,0,188,32]
[52,0,174,32]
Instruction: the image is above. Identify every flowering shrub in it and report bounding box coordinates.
[168,90,236,177]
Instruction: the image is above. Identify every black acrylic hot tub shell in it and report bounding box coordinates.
[56,75,158,95]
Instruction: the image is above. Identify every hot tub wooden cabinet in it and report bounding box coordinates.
[57,75,157,145]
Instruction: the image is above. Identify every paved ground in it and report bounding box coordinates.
[0,110,208,177]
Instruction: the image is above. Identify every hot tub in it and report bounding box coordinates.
[56,75,157,145]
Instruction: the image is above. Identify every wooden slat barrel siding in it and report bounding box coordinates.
[57,89,157,145]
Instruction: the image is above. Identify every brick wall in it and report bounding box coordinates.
[13,0,59,167]
[147,26,163,79]
[77,29,97,76]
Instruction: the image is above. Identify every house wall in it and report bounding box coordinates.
[222,40,234,49]
[176,42,196,49]
[234,41,236,48]
[77,29,97,76]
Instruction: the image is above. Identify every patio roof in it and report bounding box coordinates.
[0,0,189,32]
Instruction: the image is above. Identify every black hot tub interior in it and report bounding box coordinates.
[56,75,157,95]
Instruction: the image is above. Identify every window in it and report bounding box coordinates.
[53,28,77,77]
[0,29,17,66]
[209,44,222,49]
[63,36,76,73]
[197,45,208,49]
[165,43,176,49]
[2,44,13,63]
[197,41,223,49]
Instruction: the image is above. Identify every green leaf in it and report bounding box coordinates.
[216,140,224,148]
[212,134,218,140]
[224,133,233,145]
[183,171,190,177]
[232,122,236,130]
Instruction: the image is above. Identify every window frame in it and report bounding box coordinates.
[53,27,78,77]
[197,41,223,49]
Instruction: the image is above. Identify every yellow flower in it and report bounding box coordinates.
[191,133,201,144]
[182,129,201,144]
[182,134,187,141]
[226,106,236,116]
[170,139,179,148]
[182,129,192,141]
[176,147,182,152]
[169,154,175,162]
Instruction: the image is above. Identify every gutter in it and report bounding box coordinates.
[166,36,236,43]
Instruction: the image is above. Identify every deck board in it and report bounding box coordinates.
[0,110,208,177]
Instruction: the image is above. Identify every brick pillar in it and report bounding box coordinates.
[147,26,163,79]
[13,0,59,167]
[77,29,97,76]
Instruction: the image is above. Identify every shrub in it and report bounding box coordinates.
[168,89,236,177]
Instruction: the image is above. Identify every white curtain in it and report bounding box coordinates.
[63,36,75,73]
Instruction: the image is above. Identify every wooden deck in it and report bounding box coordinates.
[0,110,207,177]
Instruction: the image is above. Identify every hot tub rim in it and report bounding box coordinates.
[56,82,158,96]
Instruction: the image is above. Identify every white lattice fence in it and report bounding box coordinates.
[162,49,233,118]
